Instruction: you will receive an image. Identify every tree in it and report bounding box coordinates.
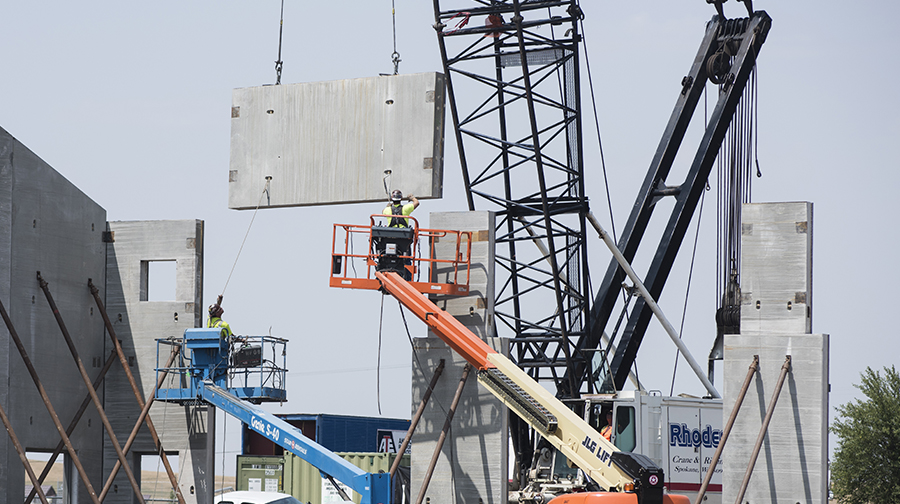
[830,365,900,504]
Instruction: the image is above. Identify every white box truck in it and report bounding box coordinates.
[581,391,724,503]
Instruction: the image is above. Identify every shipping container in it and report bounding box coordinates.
[237,452,410,504]
[243,414,411,456]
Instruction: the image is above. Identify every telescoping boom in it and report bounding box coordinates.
[375,270,684,504]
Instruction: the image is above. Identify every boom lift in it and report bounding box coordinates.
[330,223,688,504]
[154,329,391,504]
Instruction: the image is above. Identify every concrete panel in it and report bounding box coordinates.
[428,211,495,339]
[229,72,445,209]
[0,126,107,504]
[740,202,813,334]
[722,333,829,504]
[411,337,508,504]
[104,220,207,504]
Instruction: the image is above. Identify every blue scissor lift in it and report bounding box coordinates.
[155,328,391,504]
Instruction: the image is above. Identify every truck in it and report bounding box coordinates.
[579,393,723,503]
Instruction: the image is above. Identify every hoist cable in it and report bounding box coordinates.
[390,0,401,74]
[275,0,285,84]
[221,177,271,297]
[377,292,386,415]
[669,189,706,396]
[397,300,450,418]
[579,14,617,243]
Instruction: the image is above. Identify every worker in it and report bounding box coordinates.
[601,410,613,442]
[383,190,419,228]
[207,294,232,338]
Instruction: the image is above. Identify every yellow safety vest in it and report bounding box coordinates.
[207,317,233,338]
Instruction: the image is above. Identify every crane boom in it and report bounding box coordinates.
[375,271,665,504]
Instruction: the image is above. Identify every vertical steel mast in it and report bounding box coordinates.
[432,1,592,399]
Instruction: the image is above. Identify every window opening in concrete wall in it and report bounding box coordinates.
[25,450,65,503]
[140,453,180,501]
[141,260,177,302]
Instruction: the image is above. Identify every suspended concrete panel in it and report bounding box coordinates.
[229,72,445,209]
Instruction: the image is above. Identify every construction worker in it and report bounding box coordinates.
[601,410,613,442]
[383,190,419,228]
[207,294,232,338]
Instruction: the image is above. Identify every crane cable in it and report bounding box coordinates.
[275,0,285,85]
[377,292,386,414]
[578,9,617,243]
[220,177,272,297]
[390,0,401,75]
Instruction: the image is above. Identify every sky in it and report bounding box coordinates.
[2,0,899,478]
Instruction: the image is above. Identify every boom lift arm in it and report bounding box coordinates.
[197,380,391,504]
[155,329,391,504]
[375,271,669,504]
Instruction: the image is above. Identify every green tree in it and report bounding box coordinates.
[830,365,900,504]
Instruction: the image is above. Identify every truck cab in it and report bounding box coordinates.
[582,392,723,503]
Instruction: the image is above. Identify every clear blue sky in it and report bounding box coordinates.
[2,1,897,477]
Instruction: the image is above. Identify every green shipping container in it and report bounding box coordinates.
[236,455,286,493]
[283,452,409,504]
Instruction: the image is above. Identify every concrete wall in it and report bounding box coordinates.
[722,333,829,504]
[0,126,107,504]
[740,202,813,334]
[429,211,495,340]
[229,72,445,209]
[410,211,507,504]
[722,202,828,503]
[104,220,208,503]
[411,337,508,504]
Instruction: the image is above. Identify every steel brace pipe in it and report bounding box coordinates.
[0,295,102,504]
[734,355,792,504]
[390,359,445,478]
[88,278,186,504]
[100,344,181,501]
[415,364,471,504]
[0,398,51,504]
[694,355,759,504]
[25,350,117,504]
[36,272,146,504]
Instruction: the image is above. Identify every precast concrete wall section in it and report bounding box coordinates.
[104,219,208,504]
[429,211,495,340]
[411,337,508,504]
[722,201,828,503]
[410,211,506,504]
[740,202,813,334]
[229,72,445,209]
[0,126,107,504]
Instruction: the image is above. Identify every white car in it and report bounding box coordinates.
[215,490,303,504]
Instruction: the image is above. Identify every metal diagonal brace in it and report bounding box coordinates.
[36,272,146,504]
[1,399,51,504]
[24,350,118,504]
[88,278,186,504]
[694,355,759,504]
[100,344,181,502]
[390,359,445,478]
[734,355,791,504]
[414,364,472,504]
[0,295,102,504]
